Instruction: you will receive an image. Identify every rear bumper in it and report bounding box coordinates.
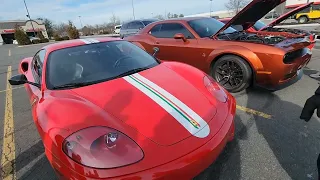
[48,97,236,180]
[255,48,312,90]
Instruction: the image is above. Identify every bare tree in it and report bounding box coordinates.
[225,0,249,14]
[110,13,121,27]
[53,22,68,36]
[154,15,165,20]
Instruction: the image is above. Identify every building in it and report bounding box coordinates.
[0,20,48,45]
[184,10,236,19]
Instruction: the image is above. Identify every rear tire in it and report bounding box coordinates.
[298,16,308,24]
[211,55,252,93]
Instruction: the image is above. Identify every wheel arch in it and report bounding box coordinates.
[208,52,258,86]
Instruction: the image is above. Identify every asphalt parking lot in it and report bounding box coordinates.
[1,41,320,180]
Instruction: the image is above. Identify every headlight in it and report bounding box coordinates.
[203,76,228,103]
[63,126,144,169]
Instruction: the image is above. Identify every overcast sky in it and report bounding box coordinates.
[0,0,227,27]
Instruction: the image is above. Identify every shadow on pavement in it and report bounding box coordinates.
[194,115,247,180]
[245,88,320,179]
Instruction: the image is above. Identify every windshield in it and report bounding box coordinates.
[187,18,237,38]
[253,20,267,31]
[46,41,159,89]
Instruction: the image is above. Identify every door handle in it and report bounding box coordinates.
[155,41,160,44]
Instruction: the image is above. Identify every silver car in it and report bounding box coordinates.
[120,19,158,39]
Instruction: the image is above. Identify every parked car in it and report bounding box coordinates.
[125,0,312,93]
[219,2,316,50]
[8,37,236,179]
[294,4,320,23]
[264,11,280,19]
[114,25,122,34]
[29,36,40,43]
[120,19,158,39]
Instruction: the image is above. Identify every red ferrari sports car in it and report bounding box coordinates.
[9,38,236,179]
[219,2,316,50]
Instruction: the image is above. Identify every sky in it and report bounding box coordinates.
[0,0,227,28]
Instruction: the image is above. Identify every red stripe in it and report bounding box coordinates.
[132,74,201,128]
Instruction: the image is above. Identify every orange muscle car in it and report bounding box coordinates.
[125,0,312,92]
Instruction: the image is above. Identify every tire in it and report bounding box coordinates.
[211,55,252,93]
[298,16,308,24]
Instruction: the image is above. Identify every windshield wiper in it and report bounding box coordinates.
[53,81,95,89]
[114,66,152,78]
[52,66,153,90]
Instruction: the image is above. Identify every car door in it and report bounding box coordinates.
[146,23,205,70]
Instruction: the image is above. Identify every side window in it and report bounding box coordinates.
[149,24,162,35]
[149,23,194,39]
[127,22,135,29]
[313,4,320,11]
[121,23,128,30]
[129,21,144,29]
[32,50,45,82]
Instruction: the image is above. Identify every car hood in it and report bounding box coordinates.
[261,2,313,30]
[71,64,217,146]
[215,0,285,36]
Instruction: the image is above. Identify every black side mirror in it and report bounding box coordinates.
[8,74,40,88]
[153,47,159,57]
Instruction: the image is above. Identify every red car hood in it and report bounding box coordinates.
[261,2,313,30]
[71,65,218,146]
[214,0,285,37]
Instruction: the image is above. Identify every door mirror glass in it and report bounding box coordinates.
[8,74,40,88]
[174,33,187,42]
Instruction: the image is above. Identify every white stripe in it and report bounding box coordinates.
[79,39,92,44]
[124,74,210,138]
[89,38,100,43]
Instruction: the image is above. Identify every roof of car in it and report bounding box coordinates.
[43,37,122,53]
[123,18,159,24]
[156,17,209,22]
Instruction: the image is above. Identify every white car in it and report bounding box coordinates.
[114,25,122,34]
[29,36,40,43]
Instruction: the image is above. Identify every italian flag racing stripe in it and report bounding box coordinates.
[123,73,210,138]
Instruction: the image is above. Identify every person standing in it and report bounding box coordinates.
[300,85,320,180]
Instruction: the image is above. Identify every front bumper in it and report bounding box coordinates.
[48,97,236,180]
[255,48,312,90]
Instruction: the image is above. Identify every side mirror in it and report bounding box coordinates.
[174,33,187,42]
[8,74,40,88]
[153,47,160,57]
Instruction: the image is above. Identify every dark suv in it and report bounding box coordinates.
[120,19,158,38]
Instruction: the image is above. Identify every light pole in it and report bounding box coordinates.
[131,0,135,20]
[78,16,83,28]
[210,0,213,17]
[23,0,36,37]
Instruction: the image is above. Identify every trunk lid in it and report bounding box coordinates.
[71,65,217,146]
[261,2,313,30]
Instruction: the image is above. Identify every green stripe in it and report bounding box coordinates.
[129,75,199,129]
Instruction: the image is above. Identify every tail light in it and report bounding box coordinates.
[203,76,228,103]
[62,126,144,169]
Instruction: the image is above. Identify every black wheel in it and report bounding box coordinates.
[211,55,252,93]
[298,16,308,24]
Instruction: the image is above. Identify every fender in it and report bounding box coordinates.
[206,45,264,72]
